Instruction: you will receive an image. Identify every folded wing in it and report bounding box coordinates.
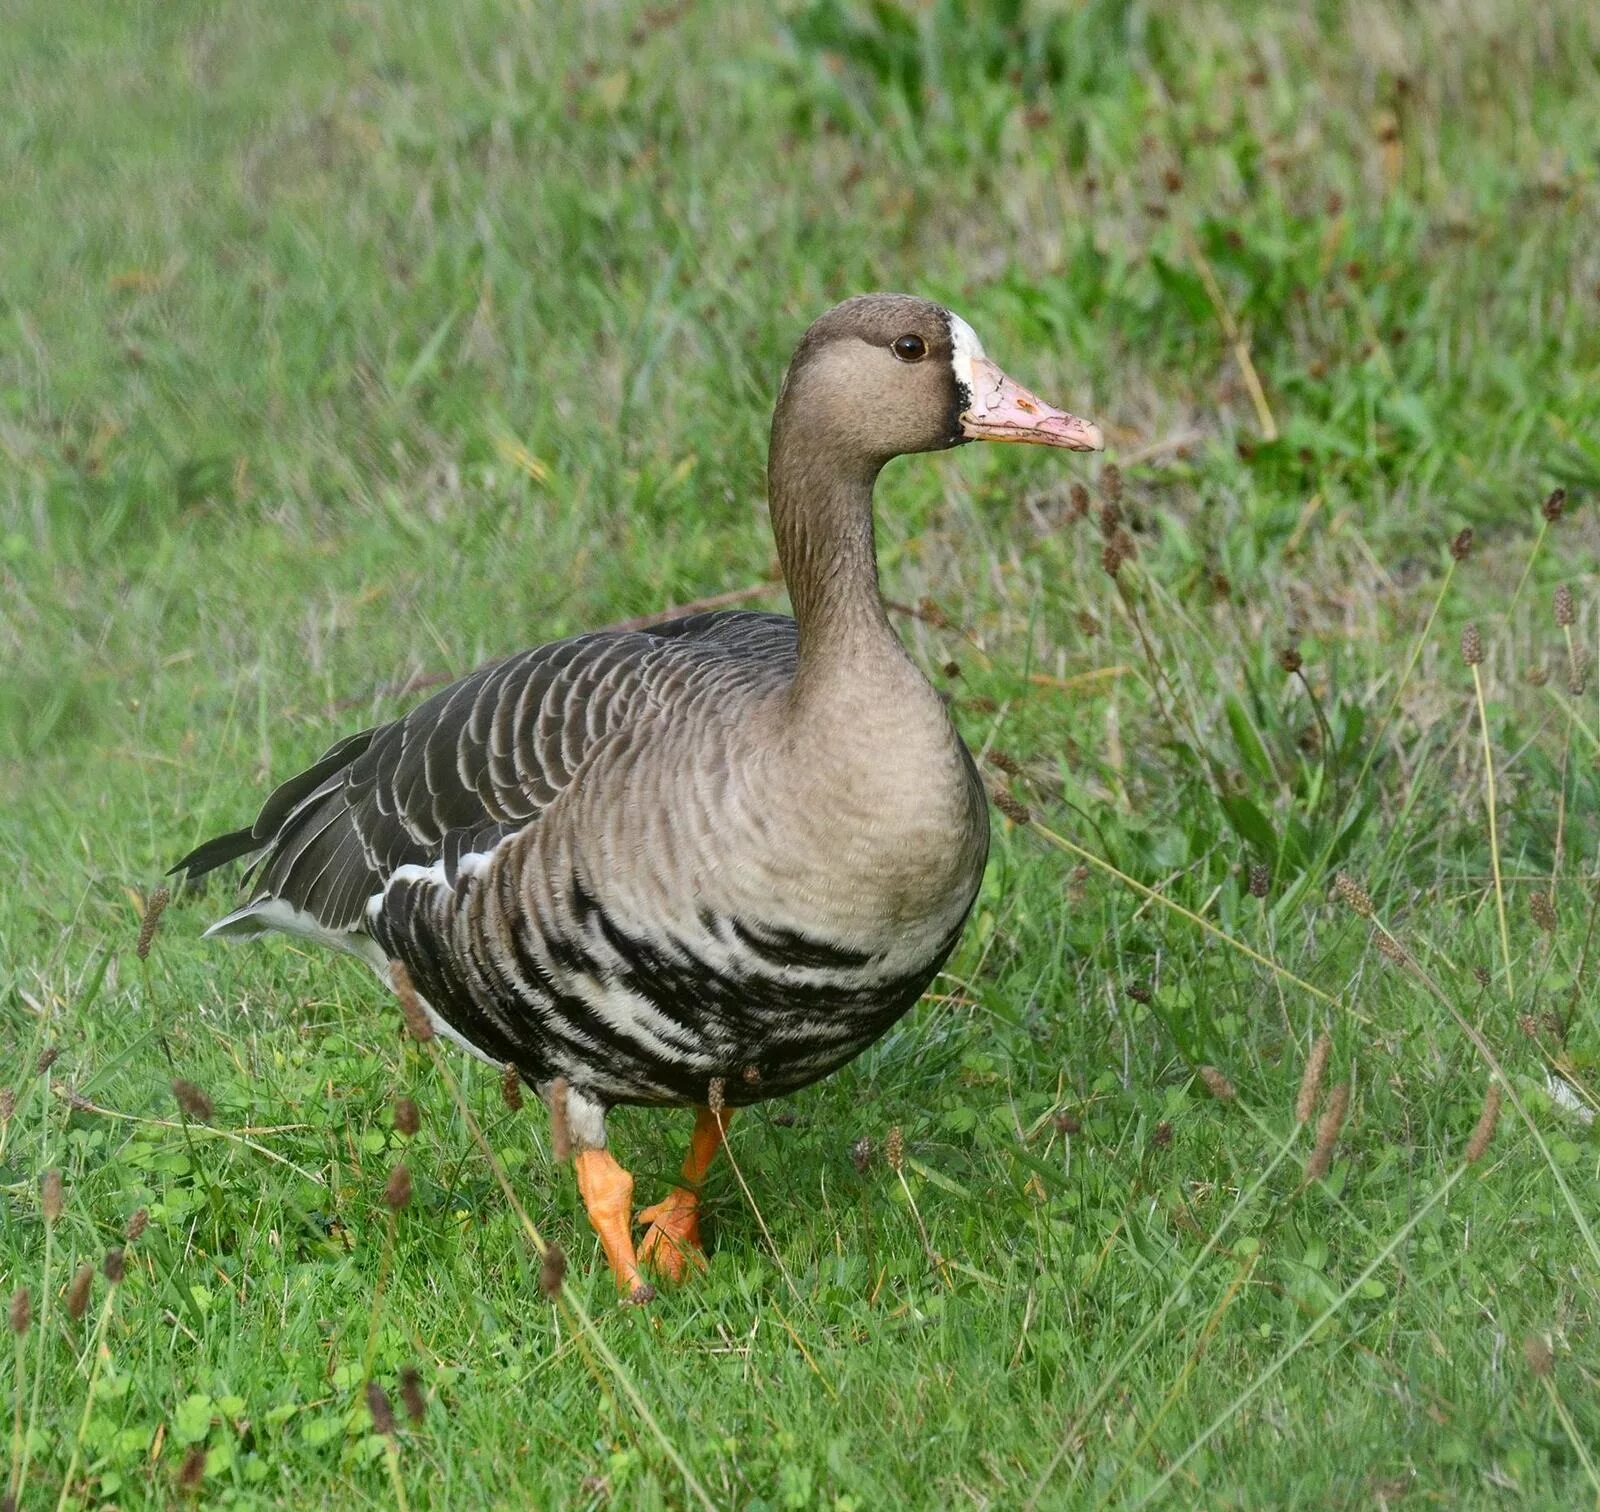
[171,611,796,945]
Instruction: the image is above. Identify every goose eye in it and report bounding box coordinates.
[891,333,928,362]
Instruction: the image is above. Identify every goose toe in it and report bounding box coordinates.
[637,1190,706,1284]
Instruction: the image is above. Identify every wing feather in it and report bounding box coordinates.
[172,612,798,940]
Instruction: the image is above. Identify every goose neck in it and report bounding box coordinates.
[767,413,899,688]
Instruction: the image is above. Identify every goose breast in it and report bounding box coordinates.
[370,646,987,1108]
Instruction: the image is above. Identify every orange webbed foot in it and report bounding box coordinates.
[635,1103,732,1284]
[637,1188,706,1284]
[573,1148,654,1302]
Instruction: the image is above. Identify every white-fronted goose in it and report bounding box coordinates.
[173,293,1102,1294]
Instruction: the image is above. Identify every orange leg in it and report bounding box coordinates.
[637,1105,733,1284]
[573,1149,653,1301]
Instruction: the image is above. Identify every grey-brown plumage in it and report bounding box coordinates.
[174,293,1101,1165]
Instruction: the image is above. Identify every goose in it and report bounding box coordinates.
[172,293,1102,1297]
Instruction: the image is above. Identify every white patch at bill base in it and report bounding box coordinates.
[946,311,987,407]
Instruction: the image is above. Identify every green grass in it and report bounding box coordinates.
[4,0,1600,1505]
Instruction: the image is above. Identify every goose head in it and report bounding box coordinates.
[775,292,1103,469]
